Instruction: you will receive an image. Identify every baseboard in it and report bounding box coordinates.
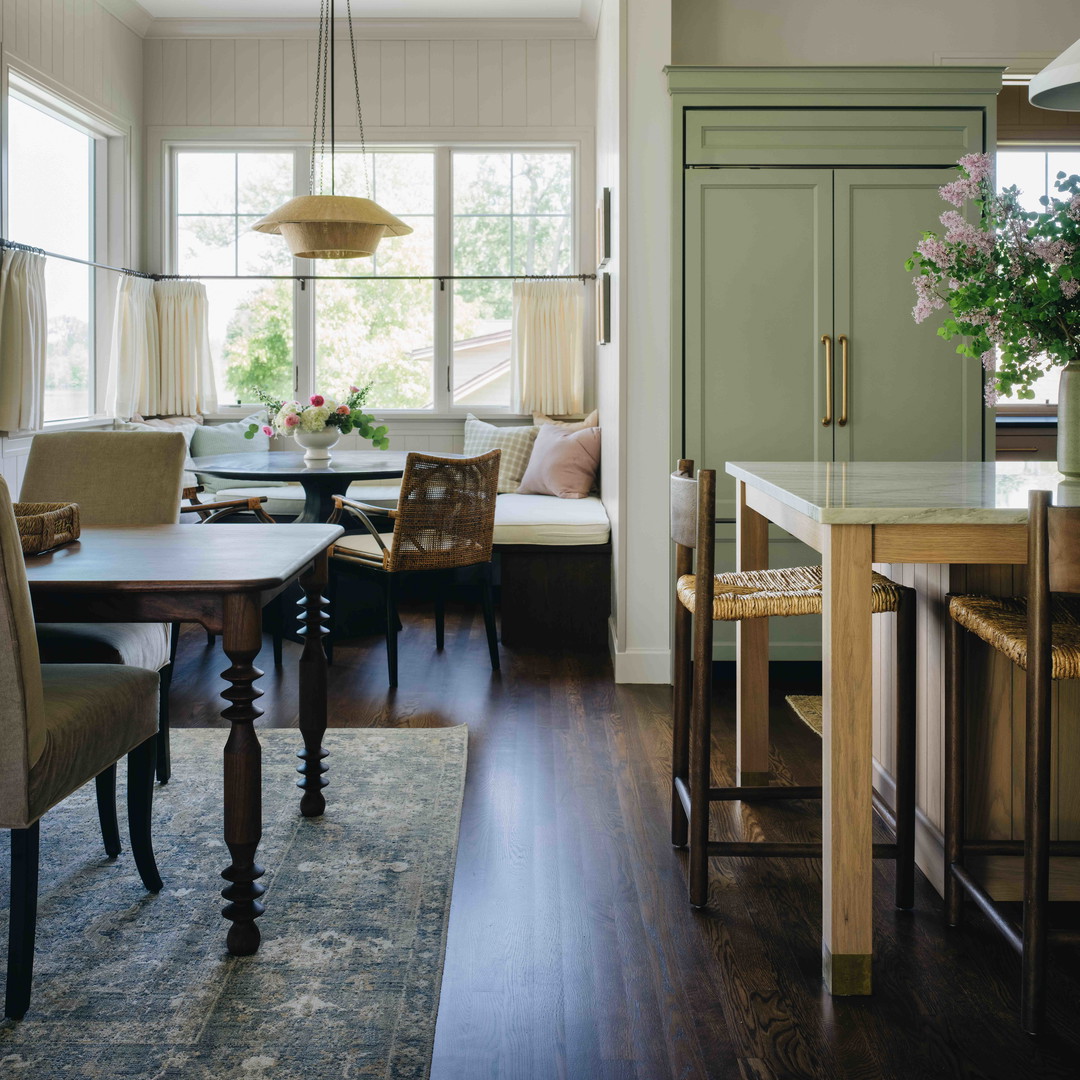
[873,759,945,897]
[611,632,671,684]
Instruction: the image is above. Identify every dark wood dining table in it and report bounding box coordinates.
[23,522,343,956]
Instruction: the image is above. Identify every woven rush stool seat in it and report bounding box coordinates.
[669,460,917,920]
[676,566,906,621]
[949,593,1080,679]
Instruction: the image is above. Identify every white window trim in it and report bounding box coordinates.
[2,57,134,433]
[150,126,594,422]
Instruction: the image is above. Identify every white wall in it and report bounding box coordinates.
[0,0,144,495]
[672,0,1080,66]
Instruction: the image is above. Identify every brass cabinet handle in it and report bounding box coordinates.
[998,447,1040,453]
[838,334,849,426]
[821,334,833,426]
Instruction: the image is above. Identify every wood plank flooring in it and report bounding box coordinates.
[168,603,1080,1080]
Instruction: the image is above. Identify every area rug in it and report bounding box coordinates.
[0,726,468,1079]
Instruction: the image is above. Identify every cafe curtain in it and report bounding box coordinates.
[107,278,218,418]
[106,275,159,419]
[0,249,47,433]
[510,279,584,416]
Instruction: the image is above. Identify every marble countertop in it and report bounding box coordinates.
[726,460,1076,524]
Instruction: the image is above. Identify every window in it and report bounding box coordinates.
[995,146,1080,409]
[8,94,96,422]
[170,146,575,414]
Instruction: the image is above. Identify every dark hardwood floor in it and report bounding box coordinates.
[168,602,1080,1080]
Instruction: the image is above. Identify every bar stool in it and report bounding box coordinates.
[670,460,917,911]
[945,487,1080,1034]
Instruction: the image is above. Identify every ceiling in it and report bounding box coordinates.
[136,0,585,18]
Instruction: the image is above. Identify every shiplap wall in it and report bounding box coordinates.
[143,36,595,130]
[0,0,144,496]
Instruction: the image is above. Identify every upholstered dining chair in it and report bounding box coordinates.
[328,450,501,687]
[20,431,268,784]
[670,460,918,914]
[0,474,161,1020]
[945,488,1080,1034]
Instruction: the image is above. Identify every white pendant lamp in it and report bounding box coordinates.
[1029,38,1080,111]
[252,0,412,259]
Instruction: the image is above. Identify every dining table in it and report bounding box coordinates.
[726,459,1069,997]
[23,522,343,957]
[190,450,464,523]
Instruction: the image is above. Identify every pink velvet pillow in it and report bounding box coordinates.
[516,423,601,499]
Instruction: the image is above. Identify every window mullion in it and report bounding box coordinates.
[434,146,452,413]
[294,147,314,400]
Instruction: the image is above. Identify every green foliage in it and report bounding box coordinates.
[243,383,389,450]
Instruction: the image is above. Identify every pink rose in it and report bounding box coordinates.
[261,425,273,436]
[336,405,350,415]
[349,385,360,394]
[284,413,300,428]
[309,394,324,406]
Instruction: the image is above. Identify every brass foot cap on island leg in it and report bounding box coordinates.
[822,946,872,996]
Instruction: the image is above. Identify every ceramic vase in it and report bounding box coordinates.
[293,427,340,462]
[1058,361,1080,478]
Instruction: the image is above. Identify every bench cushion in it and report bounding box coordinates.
[493,494,610,546]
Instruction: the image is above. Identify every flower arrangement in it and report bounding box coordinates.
[907,152,1080,405]
[244,384,390,450]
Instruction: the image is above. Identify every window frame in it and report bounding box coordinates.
[164,140,580,420]
[3,64,131,431]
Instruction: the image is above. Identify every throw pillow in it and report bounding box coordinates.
[189,414,276,493]
[532,409,599,431]
[516,423,601,499]
[463,413,539,494]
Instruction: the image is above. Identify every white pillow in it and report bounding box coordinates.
[463,414,539,494]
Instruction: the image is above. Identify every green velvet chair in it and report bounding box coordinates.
[0,474,161,1020]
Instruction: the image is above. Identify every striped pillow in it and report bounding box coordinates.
[463,414,539,493]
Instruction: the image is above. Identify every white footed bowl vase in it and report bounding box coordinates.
[292,427,341,461]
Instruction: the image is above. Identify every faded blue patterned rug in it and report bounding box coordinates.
[0,726,468,1079]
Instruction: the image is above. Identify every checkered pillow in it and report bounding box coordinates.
[463,414,539,493]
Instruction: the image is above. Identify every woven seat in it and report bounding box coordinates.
[676,566,905,621]
[949,593,1080,680]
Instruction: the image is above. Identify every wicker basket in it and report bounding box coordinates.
[14,501,81,556]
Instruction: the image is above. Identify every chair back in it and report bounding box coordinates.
[387,450,501,572]
[670,458,698,548]
[21,431,186,525]
[0,476,45,829]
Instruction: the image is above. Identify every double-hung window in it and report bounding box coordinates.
[7,79,111,424]
[170,145,575,416]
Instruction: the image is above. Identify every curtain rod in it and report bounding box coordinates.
[0,243,595,285]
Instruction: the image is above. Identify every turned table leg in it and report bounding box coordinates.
[219,594,266,956]
[297,552,330,817]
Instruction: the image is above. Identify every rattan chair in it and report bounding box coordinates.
[670,460,917,910]
[328,450,501,687]
[945,488,1080,1034]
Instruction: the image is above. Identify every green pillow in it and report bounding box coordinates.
[190,414,278,493]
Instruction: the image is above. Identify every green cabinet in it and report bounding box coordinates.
[670,68,1001,659]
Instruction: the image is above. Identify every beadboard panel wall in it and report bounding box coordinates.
[1,0,143,122]
[143,36,595,130]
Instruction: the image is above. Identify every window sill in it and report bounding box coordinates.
[2,415,114,439]
[204,409,534,425]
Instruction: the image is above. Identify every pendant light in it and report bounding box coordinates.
[1029,39,1080,111]
[252,0,412,259]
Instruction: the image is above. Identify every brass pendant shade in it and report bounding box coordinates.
[254,0,410,260]
[252,195,413,260]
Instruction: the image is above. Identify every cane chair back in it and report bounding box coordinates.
[385,450,501,573]
[22,431,186,525]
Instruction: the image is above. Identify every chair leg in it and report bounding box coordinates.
[156,662,173,785]
[1022,621,1053,1035]
[894,589,917,910]
[688,621,714,908]
[945,615,965,928]
[127,737,162,894]
[480,563,500,672]
[169,621,181,665]
[434,574,446,651]
[206,629,215,647]
[385,574,399,688]
[672,599,692,849]
[95,764,122,858]
[6,821,40,1020]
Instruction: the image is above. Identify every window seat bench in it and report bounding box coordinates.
[212,482,612,651]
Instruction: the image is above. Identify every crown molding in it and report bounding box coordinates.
[933,51,1058,79]
[98,0,155,38]
[143,16,594,40]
